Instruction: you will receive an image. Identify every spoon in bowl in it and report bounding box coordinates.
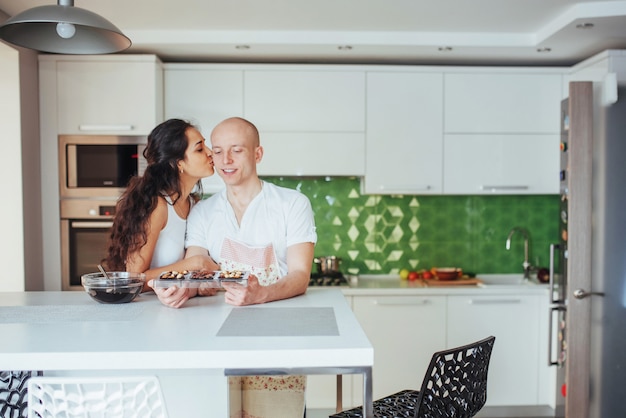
[97,264,111,280]
[97,264,115,291]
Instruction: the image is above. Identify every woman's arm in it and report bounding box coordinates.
[125,197,217,290]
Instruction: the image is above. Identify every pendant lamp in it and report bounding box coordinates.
[0,0,131,54]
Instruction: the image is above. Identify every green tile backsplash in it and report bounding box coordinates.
[263,176,560,276]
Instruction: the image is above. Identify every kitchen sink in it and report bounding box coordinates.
[477,274,544,286]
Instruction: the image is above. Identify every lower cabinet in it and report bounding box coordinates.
[447,294,542,406]
[350,295,447,406]
[307,292,548,411]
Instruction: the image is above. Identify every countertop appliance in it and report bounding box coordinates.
[60,198,117,291]
[309,271,350,287]
[549,81,626,418]
[59,135,147,199]
[58,135,147,290]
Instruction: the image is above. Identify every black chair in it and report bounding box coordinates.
[330,336,496,418]
[0,370,40,418]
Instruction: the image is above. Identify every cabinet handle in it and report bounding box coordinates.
[480,185,529,192]
[373,299,431,306]
[79,124,135,132]
[468,298,521,305]
[71,221,114,228]
[379,185,432,192]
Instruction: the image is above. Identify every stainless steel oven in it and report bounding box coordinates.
[59,135,147,199]
[60,199,118,291]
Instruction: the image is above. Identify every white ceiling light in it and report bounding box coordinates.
[0,0,131,54]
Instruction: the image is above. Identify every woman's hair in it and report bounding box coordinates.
[103,118,200,270]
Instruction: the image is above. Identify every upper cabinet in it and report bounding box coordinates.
[363,71,443,194]
[442,71,563,195]
[244,69,366,176]
[159,64,566,193]
[443,134,560,194]
[42,55,163,135]
[444,72,563,134]
[164,65,245,194]
[244,70,365,132]
[163,65,366,178]
[164,66,244,132]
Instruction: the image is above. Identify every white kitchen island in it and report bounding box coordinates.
[0,288,373,417]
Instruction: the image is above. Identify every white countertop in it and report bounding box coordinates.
[0,288,373,372]
[339,274,550,296]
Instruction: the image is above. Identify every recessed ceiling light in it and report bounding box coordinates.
[576,22,594,29]
[438,46,453,52]
[338,45,353,51]
[235,45,250,50]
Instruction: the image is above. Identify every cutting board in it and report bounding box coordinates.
[422,278,483,287]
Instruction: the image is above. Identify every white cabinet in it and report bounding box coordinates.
[351,295,447,405]
[48,55,163,135]
[244,70,365,132]
[443,134,560,194]
[363,72,443,194]
[444,72,563,134]
[163,66,366,177]
[442,71,563,195]
[164,65,244,194]
[244,69,366,176]
[257,132,364,176]
[446,294,542,406]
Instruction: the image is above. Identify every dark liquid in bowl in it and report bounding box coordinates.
[89,287,141,304]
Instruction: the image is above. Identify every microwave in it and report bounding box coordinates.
[59,135,148,198]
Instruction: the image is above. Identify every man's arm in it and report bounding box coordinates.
[222,241,314,306]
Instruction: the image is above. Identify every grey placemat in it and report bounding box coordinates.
[0,304,143,323]
[217,307,339,337]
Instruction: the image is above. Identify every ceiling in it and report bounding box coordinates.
[1,0,626,66]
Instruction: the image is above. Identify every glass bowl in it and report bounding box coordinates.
[81,272,145,304]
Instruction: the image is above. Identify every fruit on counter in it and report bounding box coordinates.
[422,270,434,280]
[407,271,420,281]
[399,269,410,280]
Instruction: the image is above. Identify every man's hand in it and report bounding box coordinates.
[148,280,196,308]
[221,275,268,306]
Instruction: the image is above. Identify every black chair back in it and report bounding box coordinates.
[413,336,496,418]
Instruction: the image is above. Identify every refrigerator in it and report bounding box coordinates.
[549,81,626,418]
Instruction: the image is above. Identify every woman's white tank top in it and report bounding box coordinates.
[149,196,191,269]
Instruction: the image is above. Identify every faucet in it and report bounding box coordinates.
[505,227,533,279]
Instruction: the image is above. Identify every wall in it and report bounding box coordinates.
[0,41,24,291]
[263,176,559,275]
[0,9,44,290]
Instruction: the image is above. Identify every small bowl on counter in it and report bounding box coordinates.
[433,267,462,281]
[81,272,145,304]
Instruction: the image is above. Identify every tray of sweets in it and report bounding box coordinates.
[151,270,249,288]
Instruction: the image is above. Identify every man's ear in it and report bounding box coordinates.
[255,146,264,163]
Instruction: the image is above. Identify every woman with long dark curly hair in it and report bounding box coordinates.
[103,119,218,288]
